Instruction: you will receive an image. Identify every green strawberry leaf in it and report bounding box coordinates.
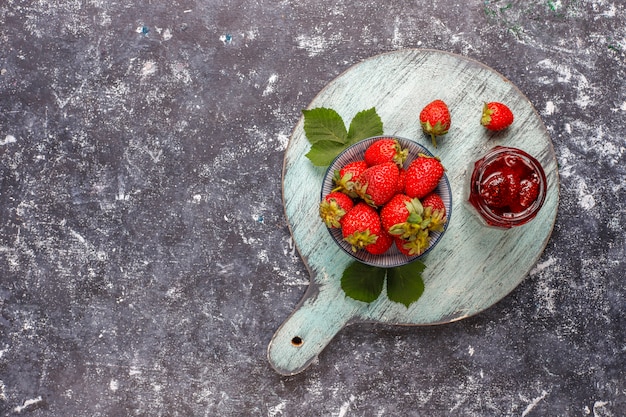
[305,140,349,166]
[386,261,426,308]
[302,108,348,144]
[347,107,384,145]
[302,107,383,166]
[341,261,386,303]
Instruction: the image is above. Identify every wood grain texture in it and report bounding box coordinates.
[268,49,559,376]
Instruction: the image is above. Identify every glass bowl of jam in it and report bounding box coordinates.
[467,146,547,229]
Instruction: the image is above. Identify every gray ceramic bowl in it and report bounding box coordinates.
[321,135,453,268]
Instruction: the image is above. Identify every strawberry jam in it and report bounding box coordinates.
[467,146,547,228]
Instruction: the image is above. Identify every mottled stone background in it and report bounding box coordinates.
[1,0,625,416]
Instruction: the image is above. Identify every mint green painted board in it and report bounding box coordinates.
[268,49,560,376]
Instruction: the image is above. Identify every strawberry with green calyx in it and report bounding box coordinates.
[364,138,408,167]
[380,194,424,239]
[419,99,451,148]
[332,160,368,197]
[394,237,413,256]
[364,229,394,255]
[319,191,354,228]
[421,192,445,215]
[381,193,445,240]
[355,162,400,207]
[341,202,383,253]
[395,230,430,256]
[404,154,445,199]
[420,192,447,233]
[481,102,514,131]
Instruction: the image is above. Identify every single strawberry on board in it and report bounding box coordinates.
[481,102,514,131]
[319,191,354,228]
[341,202,383,253]
[332,160,368,197]
[364,138,408,167]
[419,99,451,148]
[355,161,400,207]
[404,154,445,199]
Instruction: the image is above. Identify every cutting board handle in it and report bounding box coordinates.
[267,283,354,376]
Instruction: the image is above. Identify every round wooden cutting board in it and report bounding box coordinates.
[268,49,560,376]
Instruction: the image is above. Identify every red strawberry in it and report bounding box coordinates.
[381,192,446,239]
[397,168,406,194]
[364,138,408,167]
[479,166,520,209]
[420,99,451,148]
[365,229,394,255]
[380,194,422,234]
[421,192,446,216]
[420,192,447,232]
[404,155,445,199]
[319,191,354,228]
[341,202,383,252]
[394,231,430,257]
[355,162,400,207]
[479,174,508,208]
[517,178,539,209]
[395,237,413,256]
[481,102,514,131]
[333,160,368,197]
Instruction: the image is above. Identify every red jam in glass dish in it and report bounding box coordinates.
[467,146,547,229]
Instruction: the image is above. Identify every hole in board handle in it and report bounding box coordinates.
[291,336,303,347]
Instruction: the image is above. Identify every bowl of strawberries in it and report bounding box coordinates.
[319,136,452,268]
